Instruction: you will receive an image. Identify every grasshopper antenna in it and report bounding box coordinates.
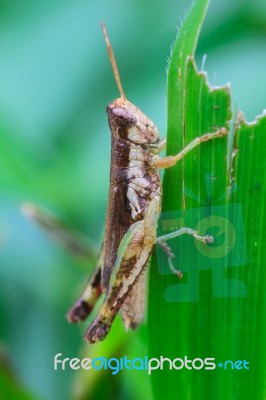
[101,21,127,101]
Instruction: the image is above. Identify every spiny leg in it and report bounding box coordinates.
[84,221,145,342]
[67,250,103,323]
[157,241,183,278]
[153,127,224,270]
[157,227,214,278]
[154,127,227,169]
[84,196,160,343]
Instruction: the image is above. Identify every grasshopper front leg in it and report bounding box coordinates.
[154,128,227,169]
[84,195,160,343]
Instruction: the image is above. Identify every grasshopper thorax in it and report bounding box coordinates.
[107,98,160,144]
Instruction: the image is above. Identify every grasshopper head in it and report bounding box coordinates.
[107,98,160,144]
[101,23,160,145]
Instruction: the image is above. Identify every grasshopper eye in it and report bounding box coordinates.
[107,105,137,128]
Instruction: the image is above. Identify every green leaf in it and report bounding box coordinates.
[165,0,211,210]
[148,0,266,399]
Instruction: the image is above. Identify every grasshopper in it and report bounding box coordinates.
[67,22,227,343]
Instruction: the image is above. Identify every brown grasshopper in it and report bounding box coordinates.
[67,22,227,343]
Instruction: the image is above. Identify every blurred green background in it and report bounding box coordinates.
[0,0,266,399]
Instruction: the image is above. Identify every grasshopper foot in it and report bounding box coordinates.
[84,320,109,343]
[67,301,92,323]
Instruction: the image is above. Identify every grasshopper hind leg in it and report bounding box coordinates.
[121,268,147,330]
[67,251,103,323]
[84,195,160,343]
